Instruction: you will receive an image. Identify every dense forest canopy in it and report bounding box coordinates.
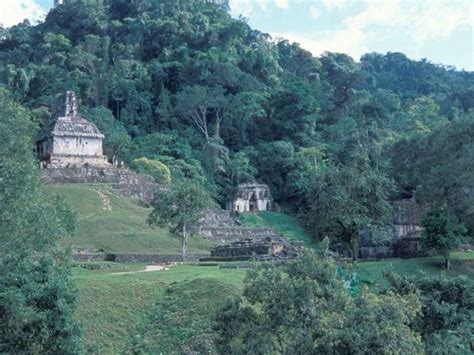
[0,0,473,236]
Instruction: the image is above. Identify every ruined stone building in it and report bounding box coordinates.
[356,198,425,259]
[226,183,273,212]
[37,91,109,168]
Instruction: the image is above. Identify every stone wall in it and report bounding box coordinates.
[47,153,109,168]
[211,239,272,258]
[392,237,424,258]
[358,238,424,259]
[40,166,154,184]
[40,166,167,204]
[226,183,273,212]
[53,136,103,156]
[110,182,166,205]
[201,236,300,262]
[392,198,424,239]
[73,252,209,263]
[354,199,425,259]
[197,226,281,244]
[357,246,392,259]
[197,209,237,227]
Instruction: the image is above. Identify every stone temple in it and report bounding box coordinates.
[226,183,273,212]
[37,91,109,168]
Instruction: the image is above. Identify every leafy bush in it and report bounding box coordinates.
[386,272,474,353]
[421,206,467,269]
[0,254,81,354]
[215,242,423,354]
[74,262,122,270]
[132,157,172,184]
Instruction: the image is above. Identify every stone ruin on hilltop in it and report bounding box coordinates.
[226,183,274,212]
[37,91,165,205]
[37,91,109,168]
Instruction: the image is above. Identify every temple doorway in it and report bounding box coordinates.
[249,192,258,212]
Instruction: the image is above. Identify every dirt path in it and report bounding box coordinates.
[109,264,173,276]
[86,188,112,212]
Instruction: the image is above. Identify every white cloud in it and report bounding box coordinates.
[0,0,45,27]
[322,0,350,12]
[229,0,292,17]
[309,5,321,19]
[345,1,400,29]
[275,0,472,63]
[399,1,472,42]
[272,28,367,60]
[275,0,289,9]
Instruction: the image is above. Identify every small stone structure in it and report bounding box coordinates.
[37,91,109,168]
[201,237,301,262]
[194,206,299,261]
[36,91,167,205]
[357,198,425,259]
[193,208,282,245]
[226,183,274,212]
[392,198,424,239]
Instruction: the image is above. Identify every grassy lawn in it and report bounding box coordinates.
[239,211,314,247]
[356,251,474,286]
[73,251,474,353]
[43,184,211,254]
[52,192,471,353]
[73,263,246,354]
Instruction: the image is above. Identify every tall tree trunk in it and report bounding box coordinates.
[445,252,450,270]
[350,234,358,262]
[181,224,187,262]
[214,112,221,140]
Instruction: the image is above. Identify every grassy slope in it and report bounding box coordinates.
[44,184,210,254]
[239,211,314,246]
[73,264,246,354]
[357,251,474,286]
[54,197,471,352]
[241,212,474,283]
[74,252,474,353]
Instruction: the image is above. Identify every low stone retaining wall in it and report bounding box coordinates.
[72,252,209,263]
[110,182,164,205]
[40,166,153,184]
[197,226,281,244]
[201,236,300,262]
[358,246,392,259]
[40,166,168,204]
[357,237,424,259]
[392,237,424,258]
[197,209,237,227]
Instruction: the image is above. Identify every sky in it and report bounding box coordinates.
[1,0,472,70]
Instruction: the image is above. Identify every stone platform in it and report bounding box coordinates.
[197,226,281,245]
[40,166,167,205]
[200,236,301,262]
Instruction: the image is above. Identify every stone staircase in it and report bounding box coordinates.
[195,209,282,245]
[200,236,301,262]
[196,209,237,227]
[195,209,302,262]
[198,226,281,245]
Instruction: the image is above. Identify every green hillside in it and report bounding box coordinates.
[239,211,314,246]
[73,251,474,353]
[43,184,211,254]
[73,263,246,354]
[357,251,474,286]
